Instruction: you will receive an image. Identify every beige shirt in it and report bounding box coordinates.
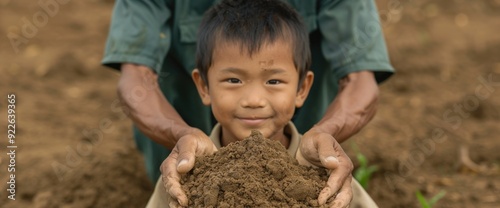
[146,122,378,208]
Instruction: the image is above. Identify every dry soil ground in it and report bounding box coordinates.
[1,0,500,207]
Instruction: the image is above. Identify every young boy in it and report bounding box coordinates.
[147,0,378,207]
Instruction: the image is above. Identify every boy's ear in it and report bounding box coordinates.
[192,69,211,106]
[295,71,314,108]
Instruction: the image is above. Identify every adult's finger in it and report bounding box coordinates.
[317,140,353,205]
[318,174,353,206]
[161,151,189,206]
[168,199,181,208]
[176,132,217,173]
[175,137,198,173]
[316,134,341,170]
[328,176,353,208]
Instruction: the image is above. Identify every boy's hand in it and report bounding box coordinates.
[298,129,354,208]
[160,129,217,207]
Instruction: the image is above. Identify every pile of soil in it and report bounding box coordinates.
[181,130,329,207]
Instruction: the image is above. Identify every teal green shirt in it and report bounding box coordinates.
[102,0,394,181]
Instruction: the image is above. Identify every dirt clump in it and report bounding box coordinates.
[181,130,329,207]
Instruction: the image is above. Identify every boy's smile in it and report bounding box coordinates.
[193,40,313,147]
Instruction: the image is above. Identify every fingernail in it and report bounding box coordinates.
[178,159,188,167]
[325,156,339,163]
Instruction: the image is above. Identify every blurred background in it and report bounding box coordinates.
[1,0,499,207]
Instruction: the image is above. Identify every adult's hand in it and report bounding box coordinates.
[159,129,217,207]
[297,129,353,207]
[296,70,379,207]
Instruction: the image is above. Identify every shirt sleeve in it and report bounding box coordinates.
[101,0,172,74]
[318,0,394,83]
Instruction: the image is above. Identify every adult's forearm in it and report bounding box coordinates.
[117,63,195,149]
[312,71,379,143]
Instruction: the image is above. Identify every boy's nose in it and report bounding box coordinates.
[240,88,266,108]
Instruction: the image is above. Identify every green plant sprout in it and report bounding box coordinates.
[416,190,446,208]
[351,143,378,189]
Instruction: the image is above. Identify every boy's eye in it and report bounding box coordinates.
[226,78,241,84]
[267,80,281,85]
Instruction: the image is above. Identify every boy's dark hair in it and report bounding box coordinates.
[196,0,311,84]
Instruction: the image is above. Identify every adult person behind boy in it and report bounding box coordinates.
[103,0,393,206]
[148,1,378,207]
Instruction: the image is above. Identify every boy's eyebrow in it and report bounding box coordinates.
[220,67,288,75]
[261,68,287,74]
[220,67,244,74]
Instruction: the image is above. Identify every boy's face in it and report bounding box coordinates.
[193,40,313,144]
